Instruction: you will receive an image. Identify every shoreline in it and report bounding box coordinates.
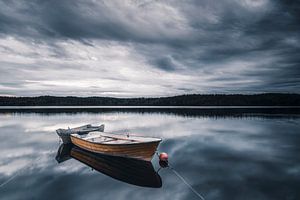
[0,105,300,109]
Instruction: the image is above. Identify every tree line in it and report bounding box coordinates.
[0,93,299,106]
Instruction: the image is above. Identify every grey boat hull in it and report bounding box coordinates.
[56,124,104,144]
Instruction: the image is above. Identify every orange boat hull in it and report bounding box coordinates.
[70,135,161,161]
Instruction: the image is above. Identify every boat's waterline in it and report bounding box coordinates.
[55,144,162,188]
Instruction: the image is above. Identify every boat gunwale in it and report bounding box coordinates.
[70,134,162,146]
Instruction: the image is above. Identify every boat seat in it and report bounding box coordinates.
[82,135,102,140]
[101,138,117,143]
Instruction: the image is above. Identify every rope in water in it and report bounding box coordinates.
[0,139,61,189]
[0,149,57,189]
[168,164,205,200]
[0,171,20,188]
[156,152,205,200]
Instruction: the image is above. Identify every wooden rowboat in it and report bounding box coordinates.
[70,131,162,161]
[55,144,162,188]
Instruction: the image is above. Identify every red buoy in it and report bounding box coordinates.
[159,152,169,168]
[159,152,168,162]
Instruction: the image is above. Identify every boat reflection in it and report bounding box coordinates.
[55,144,162,188]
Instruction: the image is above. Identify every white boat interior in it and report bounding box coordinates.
[71,131,162,145]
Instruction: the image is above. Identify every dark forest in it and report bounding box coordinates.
[0,93,299,106]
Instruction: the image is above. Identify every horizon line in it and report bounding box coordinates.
[0,92,299,99]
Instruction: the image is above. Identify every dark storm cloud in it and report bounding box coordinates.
[0,0,299,96]
[0,0,296,45]
[0,0,185,43]
[151,56,177,71]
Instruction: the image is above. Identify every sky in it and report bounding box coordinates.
[0,0,299,97]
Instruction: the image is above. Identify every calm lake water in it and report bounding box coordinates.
[0,108,299,200]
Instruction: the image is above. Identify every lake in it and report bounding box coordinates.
[0,108,299,200]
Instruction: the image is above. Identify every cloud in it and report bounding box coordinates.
[0,0,299,96]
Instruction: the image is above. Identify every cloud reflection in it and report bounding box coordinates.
[0,111,299,200]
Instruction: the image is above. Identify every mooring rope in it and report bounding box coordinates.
[0,149,57,189]
[0,171,20,188]
[0,137,62,189]
[156,152,205,200]
[168,164,205,200]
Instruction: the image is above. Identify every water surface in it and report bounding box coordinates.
[0,109,299,200]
